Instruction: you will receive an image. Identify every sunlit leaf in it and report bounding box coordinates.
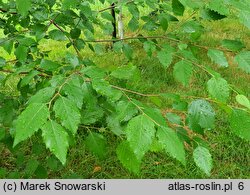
[193,146,213,176]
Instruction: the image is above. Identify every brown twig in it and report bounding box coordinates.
[0,69,50,77]
[84,35,167,43]
[111,85,158,97]
[83,35,234,52]
[0,8,17,14]
[98,0,134,13]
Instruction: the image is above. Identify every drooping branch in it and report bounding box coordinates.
[111,84,249,114]
[83,35,233,52]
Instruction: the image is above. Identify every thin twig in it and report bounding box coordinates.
[98,0,134,13]
[0,8,17,14]
[111,85,158,97]
[173,53,213,76]
[120,90,162,126]
[83,35,234,52]
[111,84,250,114]
[0,69,50,77]
[84,35,168,43]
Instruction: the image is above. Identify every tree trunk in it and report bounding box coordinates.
[111,2,117,41]
[117,0,124,40]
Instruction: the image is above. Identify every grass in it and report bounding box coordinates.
[0,5,250,179]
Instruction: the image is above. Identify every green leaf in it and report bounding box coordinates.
[32,24,46,41]
[25,159,39,176]
[33,10,48,22]
[106,115,124,136]
[116,101,138,122]
[236,95,250,110]
[81,82,98,107]
[111,64,140,81]
[20,70,39,87]
[65,53,79,67]
[40,59,61,71]
[143,41,156,57]
[127,3,140,19]
[14,45,28,63]
[230,109,250,141]
[157,47,173,68]
[221,39,245,51]
[160,93,181,101]
[172,0,185,16]
[0,127,5,141]
[82,66,106,79]
[101,12,114,22]
[0,99,16,126]
[188,99,216,131]
[159,13,169,31]
[92,79,122,101]
[113,41,123,53]
[178,49,198,62]
[143,107,167,127]
[116,141,141,174]
[81,106,104,125]
[85,132,107,159]
[70,28,81,39]
[234,51,250,73]
[207,77,230,103]
[28,87,56,104]
[125,115,155,160]
[34,165,48,178]
[123,44,133,61]
[49,29,67,41]
[207,49,229,67]
[41,120,69,165]
[150,138,164,152]
[75,39,85,51]
[47,156,59,171]
[173,100,188,111]
[61,76,83,109]
[0,39,14,54]
[173,60,193,86]
[16,0,32,16]
[0,57,6,67]
[201,9,227,20]
[239,10,250,29]
[53,96,81,135]
[94,44,105,55]
[18,37,36,47]
[193,146,213,176]
[128,17,139,32]
[193,136,210,149]
[178,0,205,9]
[182,20,203,34]
[176,127,191,144]
[14,103,49,147]
[166,113,182,125]
[208,0,229,15]
[62,0,78,9]
[157,126,186,165]
[80,2,93,18]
